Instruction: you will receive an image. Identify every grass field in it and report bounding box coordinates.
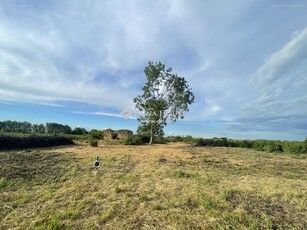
[0,142,306,229]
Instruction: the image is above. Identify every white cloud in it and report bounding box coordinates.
[251,27,307,85]
[228,27,307,133]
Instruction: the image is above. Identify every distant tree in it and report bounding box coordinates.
[134,61,195,144]
[72,127,88,135]
[46,122,72,134]
[20,121,32,133]
[32,124,46,134]
[0,121,4,131]
[0,120,32,133]
[89,129,104,139]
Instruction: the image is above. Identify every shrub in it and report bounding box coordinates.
[264,141,283,153]
[227,139,239,147]
[282,141,306,154]
[155,136,167,144]
[252,140,267,151]
[182,135,195,144]
[0,136,74,150]
[0,178,8,188]
[125,135,145,145]
[168,136,184,142]
[72,127,88,135]
[89,129,104,139]
[195,138,205,146]
[90,139,98,147]
[238,140,253,148]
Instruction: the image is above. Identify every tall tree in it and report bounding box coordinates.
[134,61,195,144]
[32,124,46,134]
[46,122,72,134]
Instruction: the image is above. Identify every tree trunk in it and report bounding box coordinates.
[149,122,154,144]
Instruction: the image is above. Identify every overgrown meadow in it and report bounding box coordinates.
[1,141,307,229]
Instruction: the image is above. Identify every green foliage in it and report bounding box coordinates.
[137,122,164,138]
[0,178,8,188]
[182,135,195,144]
[152,203,163,210]
[47,216,61,230]
[72,127,88,135]
[0,120,90,136]
[282,141,306,154]
[0,120,32,133]
[124,135,150,145]
[139,194,150,202]
[134,61,195,144]
[166,135,184,142]
[251,140,267,151]
[238,140,253,148]
[193,137,306,154]
[155,136,167,144]
[0,136,74,150]
[89,139,98,147]
[46,122,72,135]
[32,124,46,134]
[115,186,123,193]
[264,141,283,153]
[62,134,91,141]
[89,129,104,139]
[195,138,238,147]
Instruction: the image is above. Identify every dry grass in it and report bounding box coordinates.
[0,142,306,229]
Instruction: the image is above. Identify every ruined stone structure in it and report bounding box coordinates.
[104,129,133,140]
[104,129,116,140]
[117,129,133,140]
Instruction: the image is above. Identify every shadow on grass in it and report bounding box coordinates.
[0,150,74,183]
[224,189,307,229]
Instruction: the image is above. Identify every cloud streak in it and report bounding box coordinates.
[227,27,307,136]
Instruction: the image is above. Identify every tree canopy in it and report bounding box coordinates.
[134,61,195,144]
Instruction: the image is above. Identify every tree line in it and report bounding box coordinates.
[0,120,92,135]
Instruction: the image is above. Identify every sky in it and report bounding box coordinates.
[0,0,306,140]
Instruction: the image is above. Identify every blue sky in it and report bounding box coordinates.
[0,0,306,140]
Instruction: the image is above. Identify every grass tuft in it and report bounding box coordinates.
[0,178,8,188]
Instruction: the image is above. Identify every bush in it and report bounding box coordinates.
[282,141,306,154]
[72,127,88,135]
[195,138,205,146]
[125,135,151,145]
[155,136,167,144]
[195,138,232,147]
[89,129,104,139]
[0,135,74,150]
[90,139,98,147]
[193,138,306,154]
[264,141,283,153]
[0,178,8,188]
[168,136,184,142]
[238,140,253,148]
[252,140,267,151]
[182,135,195,144]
